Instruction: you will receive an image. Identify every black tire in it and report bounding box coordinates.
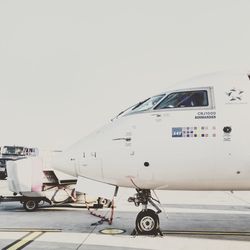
[135,209,159,235]
[0,172,7,180]
[23,199,38,212]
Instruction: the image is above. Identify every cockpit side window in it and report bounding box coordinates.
[154,90,208,110]
[130,94,165,113]
[113,94,165,120]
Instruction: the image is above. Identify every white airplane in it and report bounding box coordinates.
[16,71,250,235]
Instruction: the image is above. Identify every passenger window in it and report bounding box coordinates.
[154,90,208,109]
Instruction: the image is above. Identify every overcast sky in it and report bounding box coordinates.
[0,0,249,151]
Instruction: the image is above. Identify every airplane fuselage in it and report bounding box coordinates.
[53,72,250,191]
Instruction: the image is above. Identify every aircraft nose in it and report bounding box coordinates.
[51,129,105,179]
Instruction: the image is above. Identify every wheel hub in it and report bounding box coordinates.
[140,216,155,231]
[27,201,36,209]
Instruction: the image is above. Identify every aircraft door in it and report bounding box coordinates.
[129,112,166,185]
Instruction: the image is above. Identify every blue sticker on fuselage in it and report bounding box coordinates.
[172,127,183,137]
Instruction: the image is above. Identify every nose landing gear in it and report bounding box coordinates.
[128,189,163,236]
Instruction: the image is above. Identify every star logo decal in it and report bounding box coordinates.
[226,88,244,101]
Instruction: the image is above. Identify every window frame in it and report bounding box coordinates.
[153,87,215,112]
[118,86,215,119]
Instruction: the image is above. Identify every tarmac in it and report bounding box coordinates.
[1,180,250,249]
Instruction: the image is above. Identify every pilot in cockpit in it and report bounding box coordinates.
[177,92,204,108]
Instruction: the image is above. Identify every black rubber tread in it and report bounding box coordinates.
[23,199,39,212]
[135,209,159,235]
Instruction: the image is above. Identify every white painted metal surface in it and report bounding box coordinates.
[52,71,250,191]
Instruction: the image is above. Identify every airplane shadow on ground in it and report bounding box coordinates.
[156,203,250,241]
[1,203,250,241]
[161,203,250,212]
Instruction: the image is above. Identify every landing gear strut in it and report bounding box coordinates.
[128,189,163,236]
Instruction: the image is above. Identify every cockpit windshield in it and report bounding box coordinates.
[114,94,165,119]
[113,87,212,120]
[130,94,165,113]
